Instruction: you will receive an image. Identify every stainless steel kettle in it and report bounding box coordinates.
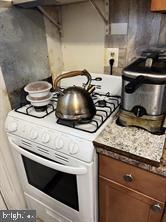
[53,70,96,122]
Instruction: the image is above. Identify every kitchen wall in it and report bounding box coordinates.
[44,6,63,80]
[0,2,164,96]
[44,0,166,77]
[61,2,105,73]
[0,7,50,108]
[44,1,105,78]
[105,0,166,75]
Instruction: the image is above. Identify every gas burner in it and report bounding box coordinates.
[57,118,91,127]
[97,100,107,107]
[34,106,47,112]
[57,95,121,133]
[14,90,121,133]
[15,100,57,118]
[57,119,76,127]
[14,91,60,118]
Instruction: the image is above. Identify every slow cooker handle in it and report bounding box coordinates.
[125,75,145,94]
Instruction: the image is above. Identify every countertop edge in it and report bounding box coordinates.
[93,141,161,167]
[95,145,166,178]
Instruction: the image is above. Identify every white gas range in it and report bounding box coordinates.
[5,73,121,222]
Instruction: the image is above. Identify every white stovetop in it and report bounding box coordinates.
[7,108,118,141]
[7,74,122,141]
[6,74,122,162]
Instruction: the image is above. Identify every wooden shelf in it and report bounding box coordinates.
[12,0,88,7]
[151,0,166,12]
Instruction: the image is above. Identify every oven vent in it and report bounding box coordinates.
[37,146,49,155]
[21,140,32,147]
[54,153,69,163]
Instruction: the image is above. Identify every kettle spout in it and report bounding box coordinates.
[87,85,95,94]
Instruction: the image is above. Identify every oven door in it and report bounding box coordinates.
[8,137,97,222]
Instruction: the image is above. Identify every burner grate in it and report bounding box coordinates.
[57,95,121,133]
[14,91,121,133]
[15,96,58,118]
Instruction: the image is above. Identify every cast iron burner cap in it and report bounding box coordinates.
[34,106,47,112]
[97,100,107,107]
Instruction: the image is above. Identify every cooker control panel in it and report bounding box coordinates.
[6,115,94,162]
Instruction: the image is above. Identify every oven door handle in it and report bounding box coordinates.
[8,138,87,175]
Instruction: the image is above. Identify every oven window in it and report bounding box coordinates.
[22,156,79,211]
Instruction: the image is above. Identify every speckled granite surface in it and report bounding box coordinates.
[94,119,166,177]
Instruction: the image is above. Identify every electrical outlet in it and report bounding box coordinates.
[104,48,119,67]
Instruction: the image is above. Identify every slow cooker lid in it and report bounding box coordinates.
[123,58,166,82]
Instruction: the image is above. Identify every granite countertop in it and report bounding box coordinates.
[94,119,166,177]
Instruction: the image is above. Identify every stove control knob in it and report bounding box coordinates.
[55,138,64,150]
[8,122,18,133]
[69,142,79,155]
[30,129,38,140]
[42,133,50,144]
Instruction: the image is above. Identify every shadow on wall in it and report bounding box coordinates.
[0,7,50,108]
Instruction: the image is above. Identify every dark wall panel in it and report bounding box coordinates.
[0,7,50,108]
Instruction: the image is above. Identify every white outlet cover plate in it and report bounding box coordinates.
[104,48,119,67]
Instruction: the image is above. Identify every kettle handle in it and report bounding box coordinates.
[53,69,92,91]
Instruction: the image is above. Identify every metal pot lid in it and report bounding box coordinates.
[123,58,166,83]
